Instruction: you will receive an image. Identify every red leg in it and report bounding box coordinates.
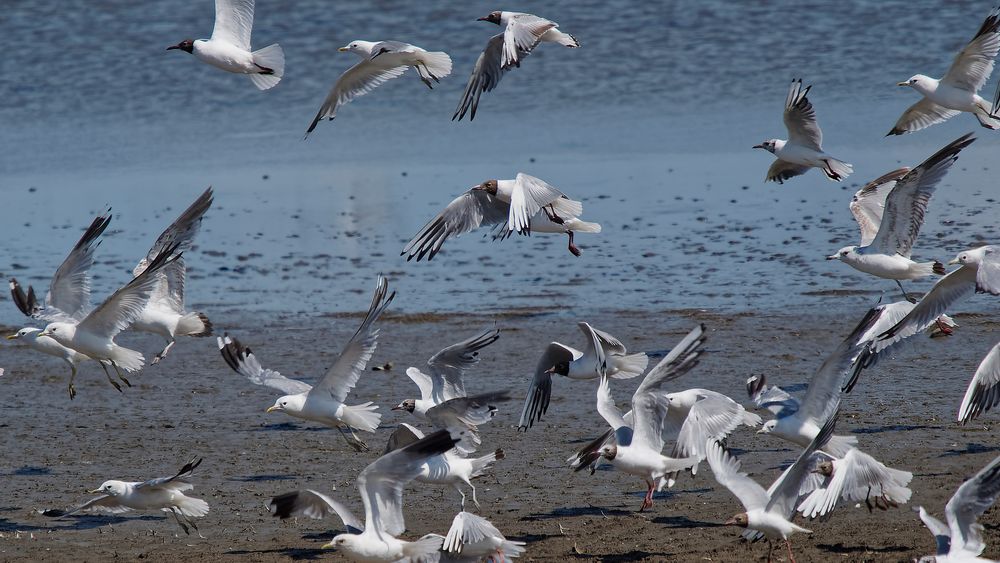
[786,539,796,563]
[567,231,581,257]
[640,481,654,511]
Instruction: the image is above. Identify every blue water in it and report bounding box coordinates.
[2,0,999,316]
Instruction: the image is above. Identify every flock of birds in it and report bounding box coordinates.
[7,1,1000,562]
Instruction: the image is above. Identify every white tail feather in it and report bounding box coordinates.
[822,434,858,457]
[419,51,452,79]
[111,346,145,372]
[470,448,504,478]
[823,158,853,181]
[177,311,212,337]
[249,43,284,90]
[174,495,210,517]
[565,219,601,233]
[404,533,444,562]
[340,402,381,433]
[610,352,648,379]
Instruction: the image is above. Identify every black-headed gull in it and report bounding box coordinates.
[958,341,1000,424]
[518,322,647,430]
[305,40,452,137]
[131,188,214,365]
[7,210,110,398]
[217,276,393,451]
[393,326,501,419]
[268,430,459,562]
[916,454,1000,563]
[796,448,912,518]
[422,391,511,455]
[47,458,208,536]
[167,0,284,90]
[889,8,1000,135]
[384,423,504,509]
[453,11,578,121]
[754,79,853,184]
[827,134,974,297]
[402,173,600,261]
[442,511,526,561]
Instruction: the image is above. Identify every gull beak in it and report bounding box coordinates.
[897,81,910,87]
[6,334,17,340]
[826,254,839,260]
[948,258,960,265]
[88,488,102,493]
[265,406,279,413]
[544,367,556,374]
[724,517,738,526]
[338,47,349,52]
[752,144,764,149]
[391,404,404,411]
[37,330,50,338]
[166,44,181,51]
[755,428,766,434]
[476,16,489,21]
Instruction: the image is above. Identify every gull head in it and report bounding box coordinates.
[724,512,749,527]
[599,444,617,460]
[757,420,777,435]
[322,534,356,552]
[812,460,834,476]
[266,395,304,415]
[827,245,857,262]
[897,74,933,93]
[339,41,376,56]
[477,11,503,25]
[392,399,416,413]
[473,179,499,196]
[166,39,195,54]
[752,140,778,154]
[544,361,570,376]
[91,480,127,496]
[948,246,988,266]
[7,327,41,341]
[38,322,75,344]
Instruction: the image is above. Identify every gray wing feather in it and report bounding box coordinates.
[217,333,312,394]
[402,189,510,261]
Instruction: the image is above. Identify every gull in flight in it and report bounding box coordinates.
[393,326,501,419]
[889,8,1000,135]
[916,454,1000,563]
[796,447,912,518]
[707,411,838,563]
[957,341,1000,424]
[305,40,452,137]
[442,511,526,562]
[402,173,600,261]
[38,243,182,393]
[754,79,853,184]
[167,0,284,90]
[218,276,393,451]
[131,188,214,364]
[592,325,707,510]
[47,458,208,536]
[7,210,110,398]
[453,11,578,121]
[384,423,504,509]
[517,322,648,430]
[413,391,511,456]
[827,134,974,297]
[268,430,458,562]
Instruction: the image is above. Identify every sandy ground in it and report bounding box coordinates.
[1,305,999,562]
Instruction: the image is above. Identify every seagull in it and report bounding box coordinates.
[37,243,182,392]
[217,277,393,451]
[592,324,705,510]
[418,391,511,455]
[47,458,208,536]
[916,454,1000,563]
[305,40,452,137]
[268,430,458,562]
[707,411,837,563]
[796,447,912,518]
[889,8,1000,135]
[401,173,600,261]
[453,11,578,121]
[7,210,110,397]
[441,511,526,562]
[517,322,648,430]
[852,297,957,347]
[957,341,1000,424]
[384,423,504,508]
[393,326,501,419]
[827,134,974,297]
[131,188,214,365]
[167,0,284,90]
[754,79,853,184]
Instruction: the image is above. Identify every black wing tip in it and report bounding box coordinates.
[268,491,302,519]
[886,127,905,137]
[410,429,461,457]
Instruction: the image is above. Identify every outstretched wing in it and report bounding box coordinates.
[426,326,501,401]
[268,489,363,534]
[211,0,255,51]
[958,341,1000,424]
[516,342,579,430]
[218,333,312,394]
[383,423,424,455]
[705,440,769,512]
[426,391,509,455]
[136,458,202,491]
[941,8,1000,92]
[453,34,528,121]
[850,168,908,246]
[501,13,556,67]
[888,98,961,136]
[945,453,1000,555]
[305,61,409,136]
[137,187,213,273]
[507,173,580,235]
[402,189,510,261]
[783,79,822,151]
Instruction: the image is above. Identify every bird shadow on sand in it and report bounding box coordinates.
[938,442,1000,458]
[852,424,932,434]
[249,422,321,432]
[570,549,676,561]
[0,518,48,532]
[228,474,298,482]
[816,542,909,555]
[225,547,327,561]
[651,514,726,529]
[44,514,164,531]
[521,506,633,521]
[9,466,52,476]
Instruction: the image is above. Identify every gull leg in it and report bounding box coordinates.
[170,508,190,535]
[453,483,467,508]
[183,513,205,539]
[152,338,176,365]
[542,205,565,225]
[65,361,78,400]
[639,479,654,511]
[470,483,480,510]
[934,317,954,336]
[894,280,911,302]
[567,231,581,257]
[99,362,123,393]
[347,426,370,452]
[111,362,131,387]
[336,426,367,452]
[785,539,796,563]
[766,540,773,563]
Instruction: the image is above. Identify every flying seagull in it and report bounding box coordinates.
[305,40,451,137]
[754,79,853,184]
[957,341,1000,425]
[419,391,511,456]
[167,0,284,90]
[889,8,1000,135]
[401,173,600,261]
[916,454,1000,562]
[796,448,912,518]
[131,188,214,364]
[218,276,393,451]
[827,134,974,297]
[442,511,526,562]
[268,430,459,562]
[453,11,578,121]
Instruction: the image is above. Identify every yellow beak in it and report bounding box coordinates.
[265,406,279,413]
[338,47,348,52]
[897,81,909,87]
[5,334,17,340]
[321,541,336,549]
[948,258,960,265]
[88,488,102,493]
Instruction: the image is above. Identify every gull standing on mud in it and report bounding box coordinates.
[518,322,647,430]
[131,188,214,364]
[269,430,459,562]
[7,210,110,398]
[453,11,578,121]
[218,277,393,451]
[754,79,853,184]
[305,40,452,136]
[889,8,1000,135]
[402,173,600,261]
[167,0,284,90]
[916,454,1000,562]
[827,134,975,297]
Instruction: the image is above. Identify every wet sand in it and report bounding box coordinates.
[2,305,999,562]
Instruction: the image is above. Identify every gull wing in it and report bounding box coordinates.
[453,34,528,121]
[426,326,501,401]
[783,79,822,151]
[596,375,631,445]
[426,391,509,455]
[508,173,579,235]
[671,391,760,466]
[50,495,132,517]
[443,511,517,554]
[919,507,953,555]
[942,9,1000,92]
[747,375,800,418]
[516,341,580,430]
[383,423,424,455]
[402,189,510,261]
[765,407,839,519]
[888,98,961,135]
[42,210,112,321]
[137,187,213,273]
[944,453,1000,556]
[958,341,1000,424]
[269,489,363,533]
[358,429,458,538]
[873,266,978,353]
[310,276,394,402]
[705,439,770,512]
[405,367,436,403]
[850,168,909,246]
[976,245,1000,295]
[868,134,974,257]
[217,333,312,394]
[765,159,810,184]
[795,315,872,425]
[502,13,556,68]
[305,60,408,136]
[211,0,254,51]
[135,458,202,492]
